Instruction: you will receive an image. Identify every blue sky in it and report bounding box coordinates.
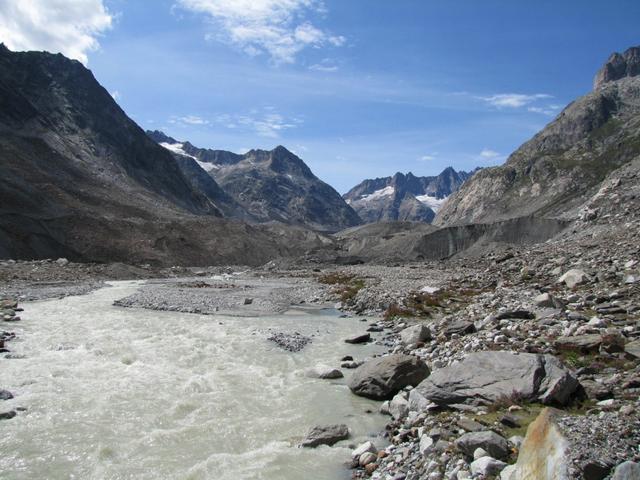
[1,1,639,192]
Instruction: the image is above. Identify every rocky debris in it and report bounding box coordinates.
[345,333,371,344]
[299,424,350,448]
[306,365,343,379]
[399,323,431,345]
[411,351,579,407]
[267,331,312,352]
[348,354,430,400]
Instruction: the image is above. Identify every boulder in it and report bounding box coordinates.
[555,334,602,353]
[348,354,430,400]
[413,351,578,407]
[306,365,343,379]
[0,390,13,400]
[456,431,510,460]
[442,320,476,337]
[611,461,640,480]
[534,292,563,309]
[625,339,640,359]
[352,441,377,458]
[389,392,409,419]
[557,269,588,288]
[399,324,431,345]
[300,424,350,448]
[359,452,377,467]
[500,408,568,480]
[345,333,371,344]
[471,456,508,477]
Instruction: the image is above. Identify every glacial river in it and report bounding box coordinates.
[0,281,387,480]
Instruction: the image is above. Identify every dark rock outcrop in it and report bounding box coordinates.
[594,46,640,89]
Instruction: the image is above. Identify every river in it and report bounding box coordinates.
[0,281,387,479]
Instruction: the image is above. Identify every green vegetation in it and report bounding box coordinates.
[318,271,366,303]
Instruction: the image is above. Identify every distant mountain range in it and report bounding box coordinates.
[147,131,361,232]
[343,168,477,223]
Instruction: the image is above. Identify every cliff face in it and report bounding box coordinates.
[435,47,640,227]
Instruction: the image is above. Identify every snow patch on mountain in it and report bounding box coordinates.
[360,186,395,202]
[160,142,219,172]
[415,194,448,212]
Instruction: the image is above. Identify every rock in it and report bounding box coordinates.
[348,354,430,400]
[442,320,476,337]
[306,365,343,379]
[625,339,640,359]
[501,408,568,480]
[419,434,434,455]
[455,431,510,460]
[345,333,371,344]
[389,392,409,419]
[496,310,535,320]
[611,461,640,480]
[300,424,349,448]
[243,297,253,305]
[594,46,640,89]
[359,451,378,467]
[413,351,578,407]
[0,410,16,420]
[55,257,69,266]
[0,299,17,309]
[555,334,602,353]
[557,269,588,288]
[473,448,488,460]
[456,418,485,432]
[534,292,562,308]
[0,390,13,400]
[352,441,377,458]
[399,324,431,345]
[470,456,508,477]
[500,414,521,428]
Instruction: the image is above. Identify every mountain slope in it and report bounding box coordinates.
[0,45,327,264]
[149,133,362,232]
[344,169,475,223]
[435,46,640,226]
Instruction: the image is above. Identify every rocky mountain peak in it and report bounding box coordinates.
[594,46,640,89]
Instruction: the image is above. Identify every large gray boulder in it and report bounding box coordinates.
[412,351,578,407]
[348,354,430,400]
[611,461,640,480]
[456,431,510,460]
[299,424,349,448]
[399,324,431,345]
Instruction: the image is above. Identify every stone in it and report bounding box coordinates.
[555,334,602,353]
[243,298,253,305]
[359,451,377,467]
[582,460,613,480]
[389,392,409,419]
[413,351,578,407]
[399,324,431,345]
[419,434,434,455]
[611,461,640,480]
[501,408,568,480]
[456,418,485,432]
[55,257,69,266]
[0,410,16,420]
[348,354,430,400]
[345,333,371,344]
[306,365,343,379]
[300,424,350,448]
[625,339,640,359]
[442,320,476,337]
[455,431,510,460]
[500,414,521,428]
[557,269,588,288]
[0,389,13,400]
[534,292,563,309]
[496,310,535,320]
[473,448,488,460]
[470,456,508,477]
[352,441,377,458]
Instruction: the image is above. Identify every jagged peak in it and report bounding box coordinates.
[594,45,640,90]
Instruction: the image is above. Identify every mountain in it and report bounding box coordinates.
[148,132,362,232]
[343,168,476,223]
[0,45,327,264]
[435,46,640,226]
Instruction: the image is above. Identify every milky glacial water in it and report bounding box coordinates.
[0,281,387,480]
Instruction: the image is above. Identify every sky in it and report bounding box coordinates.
[0,1,639,193]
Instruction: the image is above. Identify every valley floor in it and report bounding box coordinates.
[1,212,639,479]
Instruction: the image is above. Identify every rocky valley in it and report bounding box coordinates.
[1,25,640,480]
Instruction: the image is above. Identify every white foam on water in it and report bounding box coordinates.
[0,281,386,479]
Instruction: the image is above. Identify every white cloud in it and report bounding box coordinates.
[479,148,501,159]
[0,0,113,65]
[418,154,437,162]
[176,0,344,63]
[309,58,338,72]
[527,104,562,116]
[479,93,552,109]
[180,115,209,125]
[214,108,301,137]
